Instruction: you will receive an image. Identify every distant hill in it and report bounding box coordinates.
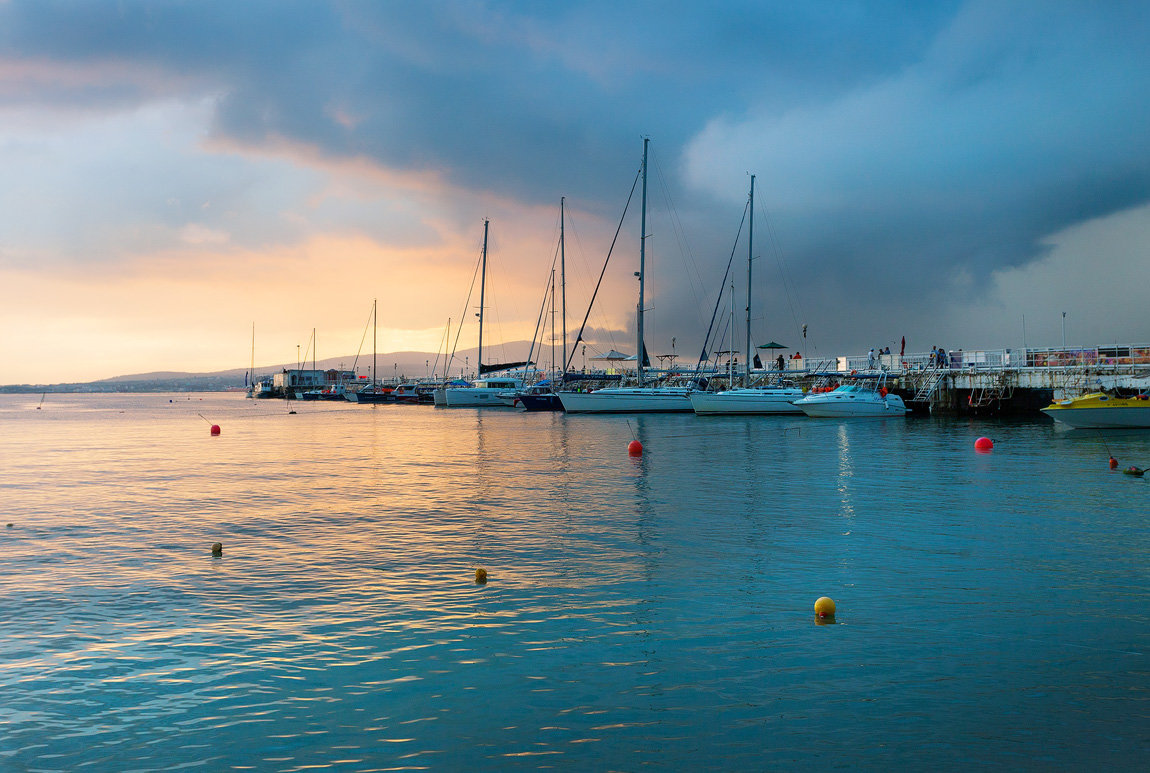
[1,341,549,393]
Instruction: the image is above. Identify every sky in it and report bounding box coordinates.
[2,0,1148,384]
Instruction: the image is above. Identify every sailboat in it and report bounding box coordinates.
[557,139,695,413]
[434,219,527,407]
[346,299,391,403]
[690,175,805,415]
[518,198,569,412]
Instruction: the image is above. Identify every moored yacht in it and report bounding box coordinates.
[690,384,805,415]
[434,376,525,407]
[556,139,693,415]
[558,384,695,413]
[794,375,909,417]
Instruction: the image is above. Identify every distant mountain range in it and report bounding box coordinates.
[1,341,555,392]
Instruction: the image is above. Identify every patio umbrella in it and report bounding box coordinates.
[757,341,788,350]
[590,349,631,361]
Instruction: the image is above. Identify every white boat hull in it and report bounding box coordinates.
[439,387,516,407]
[796,393,909,417]
[558,387,694,413]
[690,388,805,415]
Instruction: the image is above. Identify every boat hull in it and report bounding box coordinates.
[690,388,805,415]
[519,393,563,412]
[346,389,391,404]
[796,394,909,417]
[558,388,694,413]
[439,387,517,407]
[1041,394,1150,428]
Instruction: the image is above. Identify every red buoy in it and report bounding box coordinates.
[210,424,221,436]
[627,440,643,456]
[1109,456,1119,469]
[974,436,993,451]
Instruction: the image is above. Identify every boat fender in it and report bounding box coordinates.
[879,387,888,398]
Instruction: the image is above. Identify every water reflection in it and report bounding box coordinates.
[1,394,1147,771]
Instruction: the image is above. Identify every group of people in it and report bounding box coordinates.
[930,346,949,367]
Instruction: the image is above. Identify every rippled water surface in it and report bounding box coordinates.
[1,393,1147,770]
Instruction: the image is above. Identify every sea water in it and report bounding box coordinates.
[1,393,1146,771]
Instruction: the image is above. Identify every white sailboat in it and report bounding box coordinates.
[558,138,695,414]
[691,174,805,415]
[435,219,525,407]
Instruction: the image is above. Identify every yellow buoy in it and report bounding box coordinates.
[814,596,836,619]
[211,542,223,556]
[475,568,488,584]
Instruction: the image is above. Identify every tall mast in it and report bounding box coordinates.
[746,174,755,385]
[249,322,255,392]
[372,298,377,386]
[637,137,649,387]
[550,267,557,379]
[560,197,567,374]
[477,218,489,379]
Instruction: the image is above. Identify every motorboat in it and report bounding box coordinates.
[1040,392,1150,428]
[794,376,909,417]
[690,384,805,415]
[516,381,562,412]
[434,376,525,407]
[346,383,392,404]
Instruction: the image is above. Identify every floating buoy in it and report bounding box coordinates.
[974,437,993,451]
[627,440,643,456]
[211,542,223,556]
[814,596,836,619]
[6,523,12,528]
[210,424,221,436]
[475,568,488,584]
[1109,456,1119,469]
[1123,466,1145,477]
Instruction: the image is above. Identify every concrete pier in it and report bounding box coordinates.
[794,344,1150,416]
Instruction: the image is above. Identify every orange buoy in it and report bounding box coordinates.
[974,437,993,451]
[627,440,643,456]
[210,424,221,436]
[1109,456,1119,469]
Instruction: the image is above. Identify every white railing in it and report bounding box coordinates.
[830,344,1150,373]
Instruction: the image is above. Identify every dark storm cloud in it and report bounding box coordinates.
[0,0,958,209]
